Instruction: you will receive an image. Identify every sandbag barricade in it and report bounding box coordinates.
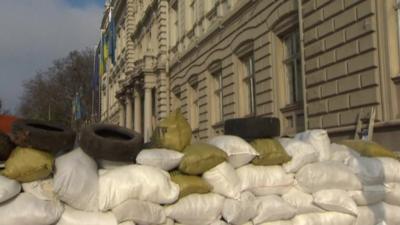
[1,117,400,225]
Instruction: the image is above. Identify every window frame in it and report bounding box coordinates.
[188,81,200,130]
[241,53,256,116]
[212,69,224,123]
[282,30,303,106]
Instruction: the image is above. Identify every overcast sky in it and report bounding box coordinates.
[0,0,104,113]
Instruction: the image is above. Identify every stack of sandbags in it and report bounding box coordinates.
[62,128,400,225]
[2,112,400,225]
[0,119,77,225]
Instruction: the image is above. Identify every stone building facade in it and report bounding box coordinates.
[100,0,400,150]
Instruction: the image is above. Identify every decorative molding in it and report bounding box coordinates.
[234,39,254,58]
[188,73,199,87]
[208,60,222,74]
[172,84,181,96]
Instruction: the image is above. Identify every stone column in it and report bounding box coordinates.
[126,94,133,129]
[118,98,126,127]
[134,89,142,134]
[144,87,153,142]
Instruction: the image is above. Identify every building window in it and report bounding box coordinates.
[283,30,303,105]
[170,1,178,47]
[221,0,231,15]
[193,0,198,23]
[212,69,224,123]
[240,53,256,115]
[189,83,199,130]
[277,28,305,134]
[172,85,181,110]
[187,0,196,31]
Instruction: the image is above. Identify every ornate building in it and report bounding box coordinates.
[100,0,400,150]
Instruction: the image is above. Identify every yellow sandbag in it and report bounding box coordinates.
[339,140,398,159]
[1,147,53,182]
[170,171,211,198]
[151,110,192,152]
[250,139,292,166]
[179,143,228,175]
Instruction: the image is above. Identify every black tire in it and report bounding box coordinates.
[0,132,15,161]
[11,119,76,155]
[224,117,280,140]
[80,124,144,162]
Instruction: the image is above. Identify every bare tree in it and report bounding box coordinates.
[18,48,96,126]
[0,99,10,115]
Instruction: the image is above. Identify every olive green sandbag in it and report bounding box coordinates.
[1,147,53,182]
[170,170,211,198]
[250,139,292,166]
[179,143,228,175]
[151,110,192,152]
[339,140,398,159]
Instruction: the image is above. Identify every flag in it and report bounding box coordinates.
[72,90,85,121]
[99,32,105,76]
[102,32,109,69]
[108,12,116,64]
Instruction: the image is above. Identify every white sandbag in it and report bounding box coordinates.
[347,157,400,185]
[384,183,400,206]
[112,199,165,224]
[294,129,331,161]
[0,193,64,225]
[54,148,99,211]
[0,175,21,203]
[222,192,258,225]
[165,193,225,225]
[98,169,108,176]
[296,161,362,193]
[329,143,360,163]
[202,162,241,199]
[22,178,56,201]
[376,222,388,225]
[346,157,384,185]
[119,222,135,225]
[282,187,323,215]
[278,138,318,173]
[260,221,293,225]
[313,189,358,216]
[99,165,179,211]
[250,185,292,196]
[56,206,117,225]
[136,149,184,171]
[160,218,174,225]
[210,221,229,225]
[348,185,385,206]
[97,160,131,170]
[292,212,355,225]
[253,195,296,224]
[356,203,400,225]
[237,164,294,192]
[175,221,227,225]
[208,135,259,168]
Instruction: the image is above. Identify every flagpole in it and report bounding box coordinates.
[91,45,96,123]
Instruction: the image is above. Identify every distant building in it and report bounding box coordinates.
[99,0,400,150]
